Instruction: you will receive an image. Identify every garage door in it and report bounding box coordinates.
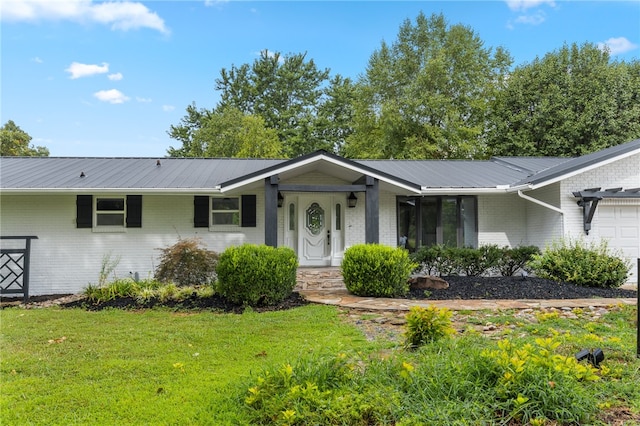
[598,204,639,283]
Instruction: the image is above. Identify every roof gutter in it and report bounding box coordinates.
[517,189,564,215]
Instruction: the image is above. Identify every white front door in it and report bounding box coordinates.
[298,196,332,266]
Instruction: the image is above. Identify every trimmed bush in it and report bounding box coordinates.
[495,245,541,276]
[410,244,505,276]
[528,239,630,288]
[216,244,298,306]
[154,238,218,286]
[341,244,416,297]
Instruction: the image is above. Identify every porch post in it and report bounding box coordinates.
[265,176,279,247]
[365,176,379,244]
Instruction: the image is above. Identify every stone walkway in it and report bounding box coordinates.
[299,288,638,311]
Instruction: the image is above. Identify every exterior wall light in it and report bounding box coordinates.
[347,192,357,208]
[277,192,284,208]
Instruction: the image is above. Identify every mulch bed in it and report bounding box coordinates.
[406,276,638,300]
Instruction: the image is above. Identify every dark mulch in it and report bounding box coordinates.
[406,276,638,300]
[61,292,310,313]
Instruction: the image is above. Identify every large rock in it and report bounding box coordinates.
[408,275,449,290]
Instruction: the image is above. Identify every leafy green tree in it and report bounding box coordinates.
[487,43,640,157]
[167,107,282,158]
[343,12,512,159]
[0,120,49,156]
[314,75,356,155]
[215,50,331,157]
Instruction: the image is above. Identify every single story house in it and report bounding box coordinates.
[1,138,639,297]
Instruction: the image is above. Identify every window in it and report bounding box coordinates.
[96,198,125,226]
[76,195,142,230]
[212,197,240,226]
[193,195,256,228]
[289,203,296,231]
[397,196,477,251]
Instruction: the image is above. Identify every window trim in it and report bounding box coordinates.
[93,195,127,232]
[211,196,241,228]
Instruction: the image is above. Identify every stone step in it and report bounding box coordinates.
[296,268,346,290]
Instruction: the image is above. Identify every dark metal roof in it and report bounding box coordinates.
[355,159,561,188]
[0,157,283,191]
[2,139,637,192]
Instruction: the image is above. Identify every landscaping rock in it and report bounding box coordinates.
[409,275,449,290]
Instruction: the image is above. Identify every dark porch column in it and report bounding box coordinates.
[365,176,379,243]
[264,176,279,247]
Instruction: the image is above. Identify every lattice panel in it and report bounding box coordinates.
[1,252,25,291]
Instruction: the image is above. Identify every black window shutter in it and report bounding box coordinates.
[76,195,93,228]
[126,195,142,228]
[194,196,209,227]
[241,195,257,227]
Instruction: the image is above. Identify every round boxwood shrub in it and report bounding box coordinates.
[216,244,298,306]
[341,244,416,297]
[528,239,630,288]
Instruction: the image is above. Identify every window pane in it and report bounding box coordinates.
[397,197,416,251]
[441,198,458,247]
[212,198,239,211]
[420,198,437,246]
[305,203,324,235]
[97,214,124,226]
[212,212,239,225]
[97,198,124,211]
[289,203,296,231]
[335,204,341,231]
[461,197,477,248]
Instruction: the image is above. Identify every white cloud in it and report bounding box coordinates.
[136,97,152,103]
[505,0,555,12]
[32,56,43,63]
[0,0,169,34]
[108,72,123,81]
[65,62,109,80]
[66,61,109,79]
[598,37,638,56]
[94,89,129,104]
[513,11,546,26]
[162,105,175,112]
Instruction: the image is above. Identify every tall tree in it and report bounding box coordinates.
[167,107,282,158]
[0,120,49,156]
[215,50,331,157]
[487,43,640,157]
[343,12,512,159]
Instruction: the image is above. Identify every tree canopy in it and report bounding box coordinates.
[167,13,639,160]
[486,43,640,157]
[342,12,512,159]
[0,120,49,157]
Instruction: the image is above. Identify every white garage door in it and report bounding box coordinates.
[598,204,639,283]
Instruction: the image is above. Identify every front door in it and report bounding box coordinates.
[299,195,332,266]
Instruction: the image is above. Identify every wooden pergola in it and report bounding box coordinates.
[572,187,640,234]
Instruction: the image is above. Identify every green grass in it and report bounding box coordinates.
[1,304,639,425]
[0,305,377,425]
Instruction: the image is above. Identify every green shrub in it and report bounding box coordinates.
[410,245,456,276]
[154,238,218,286]
[342,244,416,297]
[411,245,502,276]
[495,245,541,276]
[528,239,630,288]
[216,244,298,306]
[404,305,456,348]
[84,278,137,302]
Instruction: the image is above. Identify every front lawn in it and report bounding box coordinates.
[1,303,638,425]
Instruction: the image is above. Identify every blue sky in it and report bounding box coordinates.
[2,0,639,157]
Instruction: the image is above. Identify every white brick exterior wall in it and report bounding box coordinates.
[0,193,267,295]
[477,193,527,247]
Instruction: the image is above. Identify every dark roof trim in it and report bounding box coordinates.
[219,149,422,192]
[515,138,640,188]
